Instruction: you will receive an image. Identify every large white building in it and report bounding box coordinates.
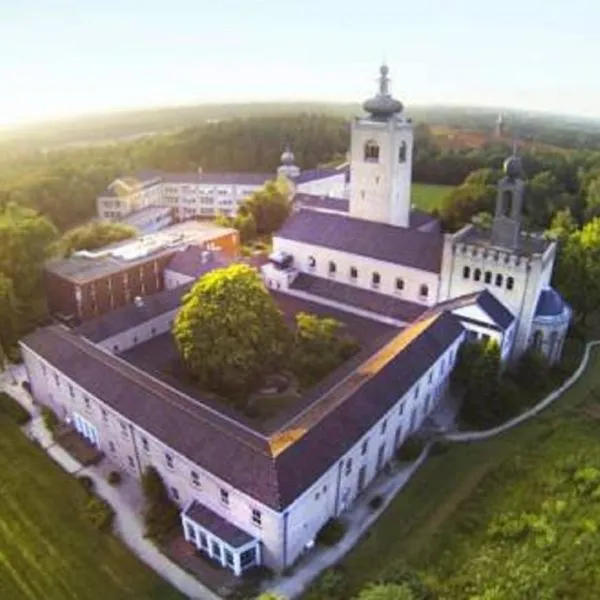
[20,65,570,579]
[97,163,347,230]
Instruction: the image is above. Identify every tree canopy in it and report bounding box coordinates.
[173,264,291,399]
[60,221,137,255]
[552,217,600,326]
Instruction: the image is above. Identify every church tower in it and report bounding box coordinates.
[491,151,525,249]
[349,65,413,228]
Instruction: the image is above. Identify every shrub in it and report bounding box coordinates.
[21,380,32,394]
[315,518,346,546]
[6,346,22,364]
[377,558,437,600]
[107,471,122,486]
[41,406,59,434]
[141,466,180,542]
[369,495,385,510]
[82,496,114,531]
[0,391,31,425]
[305,568,347,600]
[396,437,425,462]
[78,475,95,494]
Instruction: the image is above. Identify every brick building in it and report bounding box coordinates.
[45,221,239,323]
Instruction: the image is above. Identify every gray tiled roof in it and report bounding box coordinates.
[293,168,342,184]
[292,193,349,213]
[22,310,462,510]
[75,283,192,343]
[184,501,254,547]
[291,273,427,323]
[166,247,229,279]
[276,210,443,272]
[162,172,271,186]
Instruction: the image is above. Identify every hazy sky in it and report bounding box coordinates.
[0,0,598,126]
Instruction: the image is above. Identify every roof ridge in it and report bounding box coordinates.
[49,326,272,453]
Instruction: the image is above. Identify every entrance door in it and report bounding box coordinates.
[73,413,99,447]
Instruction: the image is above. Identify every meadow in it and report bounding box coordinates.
[411,183,453,212]
[317,344,600,598]
[0,414,184,600]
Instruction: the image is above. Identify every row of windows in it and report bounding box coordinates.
[47,363,264,529]
[307,256,429,298]
[459,244,523,265]
[462,266,515,290]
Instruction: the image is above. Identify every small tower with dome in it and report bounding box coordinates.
[277,144,300,180]
[439,147,570,363]
[491,150,526,249]
[348,64,414,228]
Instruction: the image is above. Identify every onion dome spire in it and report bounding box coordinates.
[362,64,404,120]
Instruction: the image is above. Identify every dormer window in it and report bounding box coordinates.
[364,140,380,162]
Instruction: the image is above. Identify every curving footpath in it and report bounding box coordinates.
[443,340,600,443]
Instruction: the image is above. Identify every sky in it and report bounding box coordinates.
[0,0,598,127]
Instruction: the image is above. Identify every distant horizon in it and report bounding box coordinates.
[2,98,599,135]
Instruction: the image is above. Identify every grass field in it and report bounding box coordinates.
[0,416,184,600]
[411,183,453,212]
[324,343,600,598]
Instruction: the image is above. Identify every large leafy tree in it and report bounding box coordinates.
[292,312,359,387]
[0,274,19,369]
[552,218,600,326]
[173,264,292,399]
[243,179,291,236]
[0,203,57,330]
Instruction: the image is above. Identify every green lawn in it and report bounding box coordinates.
[411,183,453,212]
[323,345,600,598]
[0,416,185,600]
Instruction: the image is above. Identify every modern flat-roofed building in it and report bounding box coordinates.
[45,221,239,323]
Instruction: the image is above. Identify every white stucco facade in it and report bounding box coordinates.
[270,237,440,308]
[21,322,463,573]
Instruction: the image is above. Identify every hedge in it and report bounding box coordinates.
[0,391,31,425]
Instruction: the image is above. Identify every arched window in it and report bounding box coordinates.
[307,256,316,269]
[364,140,380,162]
[328,261,336,276]
[484,271,492,284]
[533,330,543,351]
[372,272,381,288]
[548,331,558,361]
[419,284,429,298]
[395,277,404,292]
[350,266,358,281]
[502,189,513,217]
[507,276,515,290]
[463,266,471,279]
[495,273,503,287]
[398,141,407,163]
[474,268,482,282]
